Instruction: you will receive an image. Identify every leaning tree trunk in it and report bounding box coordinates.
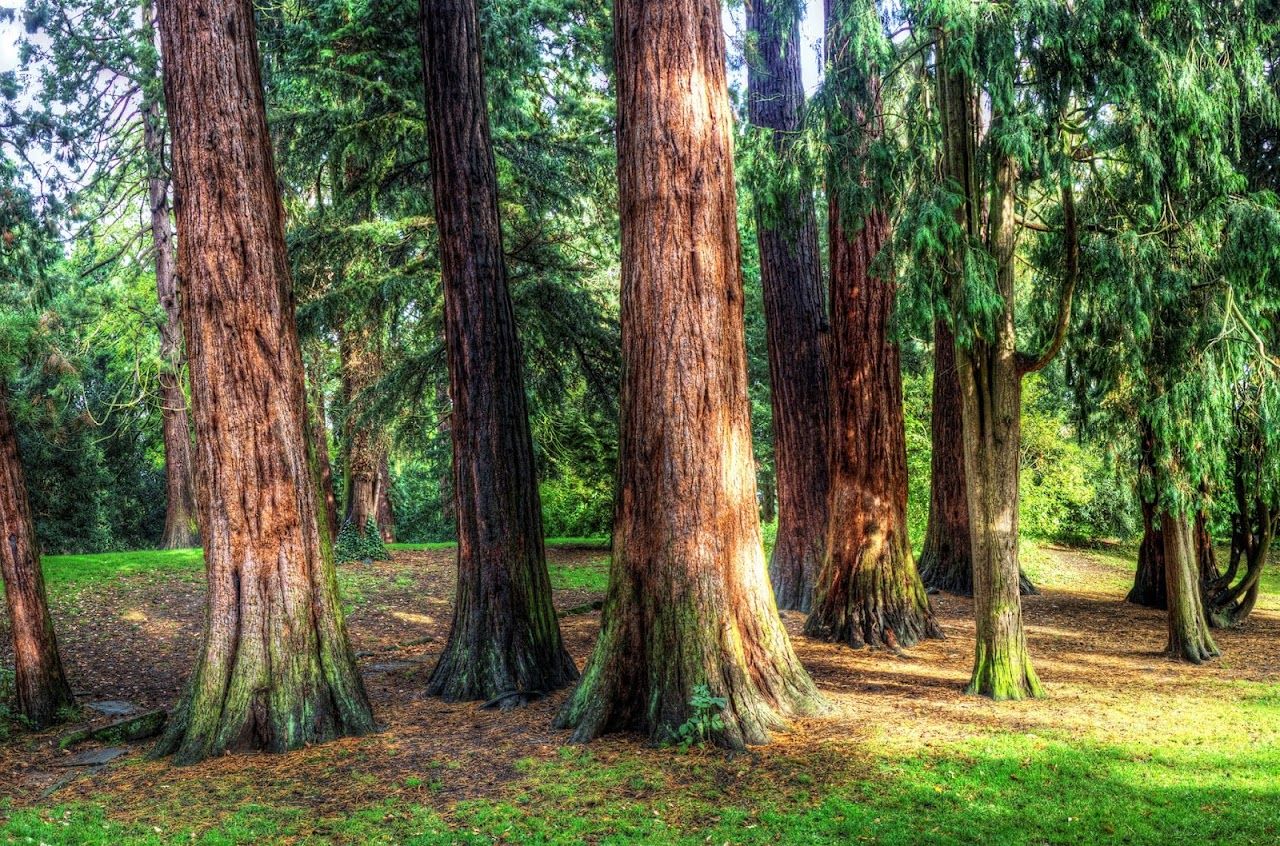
[746,0,830,614]
[141,2,198,551]
[805,10,938,649]
[0,384,74,728]
[1161,509,1219,663]
[422,0,577,705]
[554,0,821,749]
[920,322,1036,597]
[151,0,375,764]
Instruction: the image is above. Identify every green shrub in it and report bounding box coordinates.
[335,519,390,563]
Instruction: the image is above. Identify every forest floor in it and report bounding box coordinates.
[1,539,1278,845]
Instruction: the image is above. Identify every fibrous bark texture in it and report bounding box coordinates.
[919,323,1036,597]
[804,8,939,650]
[422,0,577,705]
[142,1,198,551]
[746,0,830,613]
[555,0,821,749]
[806,201,940,649]
[0,384,74,728]
[1161,510,1220,663]
[152,0,376,763]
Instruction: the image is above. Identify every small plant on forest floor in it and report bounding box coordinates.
[335,519,391,563]
[673,684,727,751]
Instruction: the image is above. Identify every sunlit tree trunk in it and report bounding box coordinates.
[142,0,198,551]
[746,0,830,613]
[0,384,74,728]
[919,322,1036,597]
[555,0,821,748]
[376,456,396,543]
[1161,509,1219,663]
[805,0,938,649]
[422,0,577,705]
[152,0,375,763]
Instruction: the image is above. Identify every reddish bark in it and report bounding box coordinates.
[422,0,577,704]
[746,0,830,613]
[142,0,198,551]
[152,0,375,763]
[0,384,74,728]
[303,343,340,544]
[555,0,821,748]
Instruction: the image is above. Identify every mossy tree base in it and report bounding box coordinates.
[965,642,1045,701]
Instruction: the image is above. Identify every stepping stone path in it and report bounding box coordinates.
[85,700,140,717]
[54,747,129,767]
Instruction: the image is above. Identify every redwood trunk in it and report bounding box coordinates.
[555,0,821,748]
[0,384,74,728]
[142,2,199,551]
[152,0,375,763]
[804,8,938,649]
[917,322,973,594]
[1161,509,1219,663]
[746,0,830,613]
[422,0,577,704]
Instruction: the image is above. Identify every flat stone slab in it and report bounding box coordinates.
[54,747,127,767]
[85,700,140,717]
[366,660,421,673]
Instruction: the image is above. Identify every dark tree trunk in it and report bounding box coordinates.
[0,384,74,728]
[745,0,830,614]
[1161,509,1219,663]
[375,456,396,544]
[337,319,392,540]
[919,322,1036,597]
[918,323,973,594]
[555,0,821,749]
[303,342,340,544]
[1128,497,1167,608]
[805,4,939,650]
[142,1,198,551]
[422,0,577,705]
[152,0,375,764]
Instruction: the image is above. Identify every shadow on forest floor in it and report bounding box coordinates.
[0,543,1278,844]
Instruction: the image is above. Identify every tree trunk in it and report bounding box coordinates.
[422,0,577,705]
[152,0,375,764]
[554,0,821,749]
[375,456,396,543]
[1161,509,1219,663]
[1128,496,1167,607]
[804,7,939,650]
[142,1,198,551]
[745,0,830,614]
[953,153,1043,700]
[918,323,973,594]
[337,320,390,539]
[919,322,1037,597]
[303,342,340,544]
[0,384,74,728]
